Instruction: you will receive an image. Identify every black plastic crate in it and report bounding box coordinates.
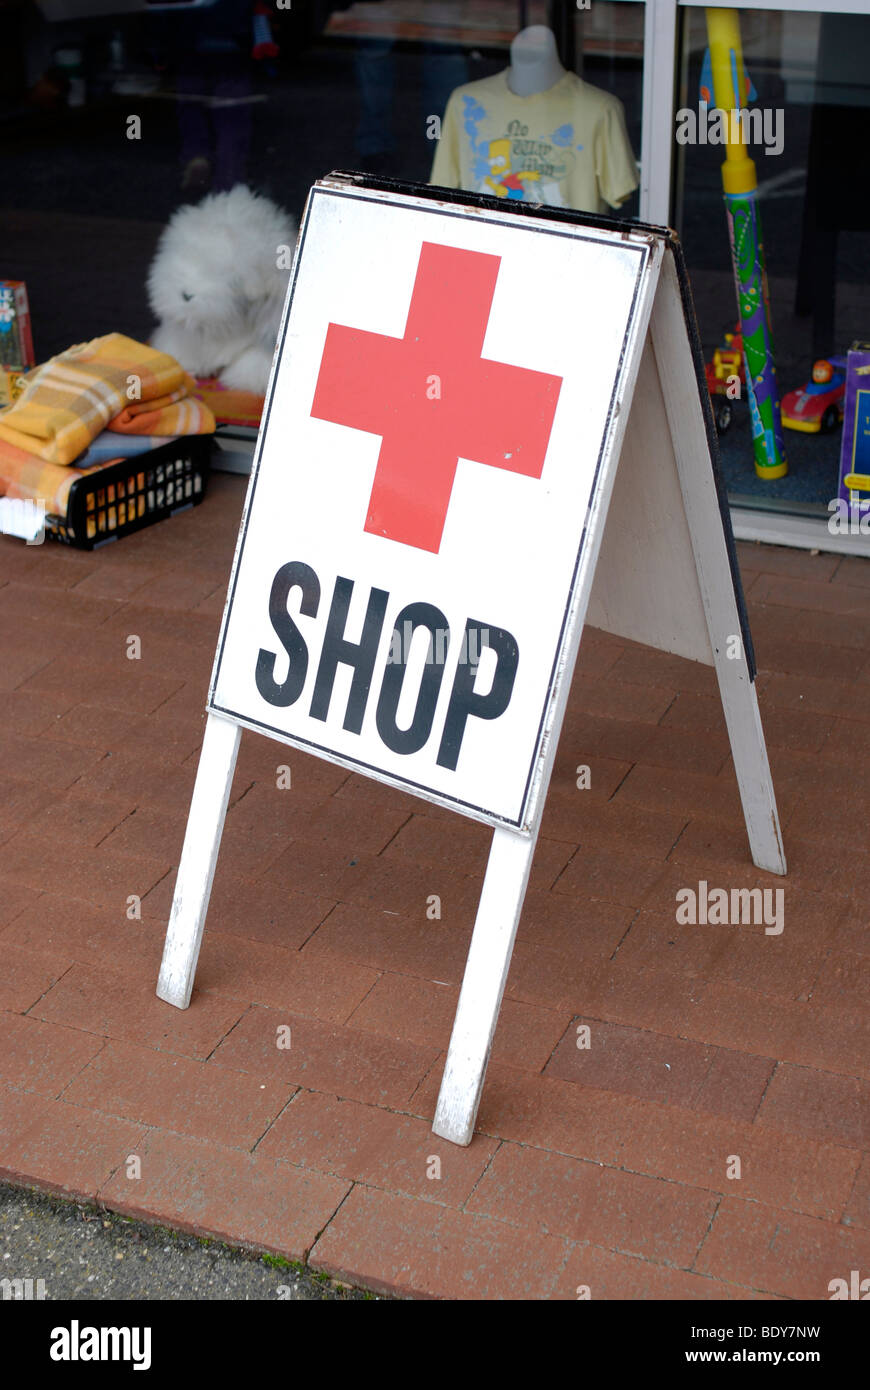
[46,435,213,549]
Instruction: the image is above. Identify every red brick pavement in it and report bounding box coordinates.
[1,475,868,1299]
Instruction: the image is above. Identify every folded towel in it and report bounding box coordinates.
[0,435,120,515]
[74,431,177,468]
[193,376,264,428]
[0,333,190,466]
[107,374,214,436]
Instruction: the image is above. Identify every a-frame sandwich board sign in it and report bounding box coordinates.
[157,172,786,1148]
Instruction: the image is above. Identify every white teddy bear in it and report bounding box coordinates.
[147,185,296,394]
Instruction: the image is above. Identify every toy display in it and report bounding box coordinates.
[782,358,847,434]
[705,7,787,479]
[705,325,745,432]
[837,343,870,509]
[147,185,296,394]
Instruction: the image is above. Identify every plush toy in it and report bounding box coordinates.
[147,185,296,394]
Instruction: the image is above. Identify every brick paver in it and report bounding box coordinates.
[1,486,868,1300]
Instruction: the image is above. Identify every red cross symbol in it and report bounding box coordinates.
[310,241,563,553]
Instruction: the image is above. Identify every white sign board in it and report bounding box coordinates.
[158,175,786,1148]
[209,185,650,831]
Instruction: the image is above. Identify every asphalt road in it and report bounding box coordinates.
[0,1183,378,1301]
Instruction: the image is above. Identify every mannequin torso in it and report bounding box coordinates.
[507,25,565,97]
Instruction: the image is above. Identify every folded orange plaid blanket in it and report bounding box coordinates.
[0,435,120,515]
[0,334,212,465]
[107,370,213,436]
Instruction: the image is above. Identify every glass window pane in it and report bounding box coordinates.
[675,7,870,517]
[1,2,644,381]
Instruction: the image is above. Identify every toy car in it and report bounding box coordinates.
[782,358,847,433]
[705,328,744,433]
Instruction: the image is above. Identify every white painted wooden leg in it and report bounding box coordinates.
[714,669,786,876]
[432,825,538,1146]
[156,712,241,1009]
[649,256,786,876]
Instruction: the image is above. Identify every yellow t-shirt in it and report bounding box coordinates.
[430,69,638,215]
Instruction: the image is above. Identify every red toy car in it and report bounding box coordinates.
[782,358,847,433]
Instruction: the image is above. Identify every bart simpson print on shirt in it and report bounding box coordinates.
[484,139,541,199]
[465,100,579,208]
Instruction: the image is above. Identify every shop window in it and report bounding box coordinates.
[2,2,645,384]
[675,6,870,518]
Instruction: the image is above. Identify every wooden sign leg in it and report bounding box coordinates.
[157,711,241,1009]
[649,258,787,877]
[710,669,785,876]
[432,825,538,1146]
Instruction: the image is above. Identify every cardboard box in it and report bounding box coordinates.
[0,366,31,408]
[0,281,35,371]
